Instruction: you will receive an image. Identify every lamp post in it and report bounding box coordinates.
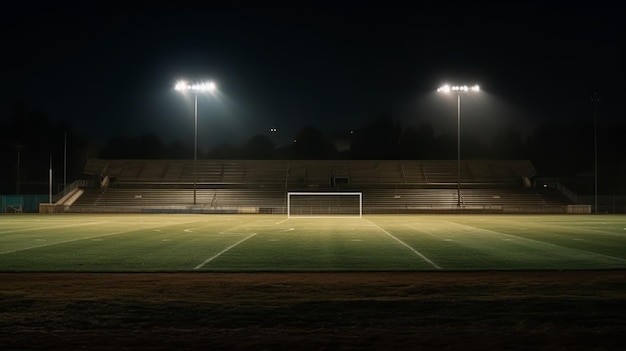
[175,80,217,205]
[437,84,480,207]
[15,144,23,195]
[591,92,600,214]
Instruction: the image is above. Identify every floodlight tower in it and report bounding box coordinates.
[437,84,480,207]
[175,80,217,205]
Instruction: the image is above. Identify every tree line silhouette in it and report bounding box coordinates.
[1,106,624,195]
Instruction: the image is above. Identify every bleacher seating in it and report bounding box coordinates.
[401,161,426,184]
[69,158,572,214]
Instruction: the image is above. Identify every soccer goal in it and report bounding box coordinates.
[287,192,362,218]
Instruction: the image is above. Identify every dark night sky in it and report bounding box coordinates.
[2,1,624,150]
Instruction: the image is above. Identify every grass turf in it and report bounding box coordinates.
[1,214,625,271]
[2,214,625,349]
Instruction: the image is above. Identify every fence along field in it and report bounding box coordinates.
[1,214,626,272]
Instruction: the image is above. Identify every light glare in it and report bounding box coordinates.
[437,84,451,93]
[437,84,480,94]
[175,80,217,93]
[175,80,187,91]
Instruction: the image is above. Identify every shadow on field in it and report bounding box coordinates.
[1,271,625,350]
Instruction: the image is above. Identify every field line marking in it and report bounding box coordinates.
[275,218,290,225]
[522,220,626,238]
[0,221,107,235]
[365,219,442,269]
[500,231,626,262]
[1,230,135,255]
[0,219,203,256]
[194,233,257,270]
[452,222,626,263]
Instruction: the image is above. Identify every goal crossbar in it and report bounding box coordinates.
[287,192,362,218]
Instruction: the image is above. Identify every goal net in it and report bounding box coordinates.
[287,192,362,218]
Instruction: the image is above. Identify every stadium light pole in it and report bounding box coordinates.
[175,80,217,205]
[437,84,480,207]
[591,92,600,214]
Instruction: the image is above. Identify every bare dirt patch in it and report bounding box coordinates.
[1,271,625,350]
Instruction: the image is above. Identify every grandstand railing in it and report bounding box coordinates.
[65,203,581,214]
[54,180,93,202]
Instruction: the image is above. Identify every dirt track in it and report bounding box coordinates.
[1,271,625,350]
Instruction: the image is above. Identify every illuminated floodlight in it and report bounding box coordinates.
[438,84,479,93]
[437,84,451,93]
[175,80,216,93]
[175,80,186,91]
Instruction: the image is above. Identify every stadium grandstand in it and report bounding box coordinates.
[44,159,587,214]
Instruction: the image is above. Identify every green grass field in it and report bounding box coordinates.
[1,214,626,272]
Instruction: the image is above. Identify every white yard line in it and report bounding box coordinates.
[275,218,290,225]
[449,221,626,263]
[194,233,257,270]
[1,230,132,255]
[365,219,442,269]
[0,219,202,255]
[0,221,107,235]
[496,231,626,263]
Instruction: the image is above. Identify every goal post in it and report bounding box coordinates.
[287,192,362,218]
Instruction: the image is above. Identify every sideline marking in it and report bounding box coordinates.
[449,221,626,263]
[0,221,106,235]
[365,219,442,269]
[194,233,257,270]
[500,231,626,262]
[1,230,131,255]
[0,219,202,255]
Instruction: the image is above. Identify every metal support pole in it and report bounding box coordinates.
[16,145,22,195]
[457,93,461,207]
[49,155,53,204]
[64,132,67,190]
[594,105,597,214]
[592,92,599,214]
[194,93,198,206]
